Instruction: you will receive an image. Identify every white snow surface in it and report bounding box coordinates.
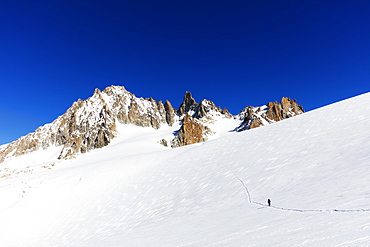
[1,93,370,246]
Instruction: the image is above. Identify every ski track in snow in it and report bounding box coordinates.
[233,171,370,213]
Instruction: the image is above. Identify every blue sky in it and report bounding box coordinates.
[1,0,369,145]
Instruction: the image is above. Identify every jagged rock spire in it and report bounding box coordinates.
[164,100,176,126]
[171,92,232,147]
[177,91,197,115]
[176,91,231,119]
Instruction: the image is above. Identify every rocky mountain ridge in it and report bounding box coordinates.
[236,97,304,131]
[0,86,304,162]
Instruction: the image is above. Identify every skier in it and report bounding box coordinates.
[267,198,271,206]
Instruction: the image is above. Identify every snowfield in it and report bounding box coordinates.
[1,93,370,246]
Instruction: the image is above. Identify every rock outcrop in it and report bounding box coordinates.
[164,100,176,126]
[170,92,231,147]
[170,114,209,147]
[177,91,197,116]
[236,97,305,131]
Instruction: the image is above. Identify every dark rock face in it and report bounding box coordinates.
[266,97,304,122]
[57,100,117,159]
[171,114,209,148]
[176,92,231,120]
[177,91,197,116]
[164,100,176,126]
[237,106,263,130]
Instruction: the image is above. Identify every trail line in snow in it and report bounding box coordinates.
[231,171,251,203]
[232,171,370,213]
[253,201,370,213]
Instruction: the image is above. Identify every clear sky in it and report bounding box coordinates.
[1,0,369,145]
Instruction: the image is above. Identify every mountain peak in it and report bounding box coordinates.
[177,91,198,115]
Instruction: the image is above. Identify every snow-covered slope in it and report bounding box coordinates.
[0,93,369,246]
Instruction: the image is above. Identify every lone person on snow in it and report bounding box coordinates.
[267,198,271,206]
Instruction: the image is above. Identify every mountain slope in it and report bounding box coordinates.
[0,92,369,246]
